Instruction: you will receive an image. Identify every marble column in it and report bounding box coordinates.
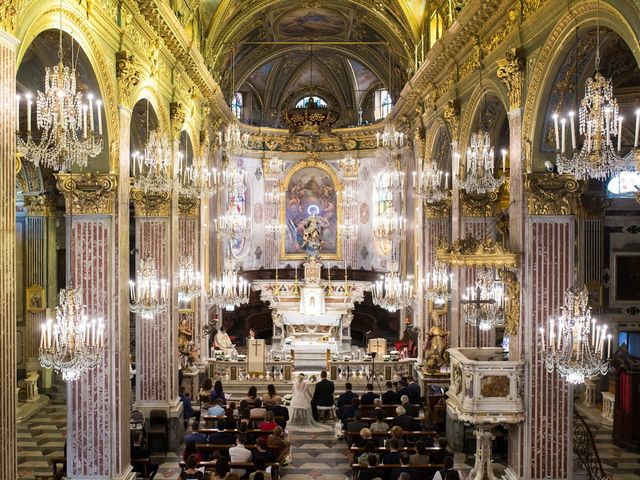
[423,200,451,332]
[56,173,132,479]
[22,194,57,375]
[178,196,201,357]
[521,174,580,480]
[0,21,18,480]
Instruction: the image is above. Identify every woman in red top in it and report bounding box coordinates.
[259,411,278,432]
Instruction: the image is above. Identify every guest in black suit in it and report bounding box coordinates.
[406,377,421,405]
[429,438,453,466]
[130,431,159,479]
[270,396,289,429]
[382,381,400,405]
[400,395,420,418]
[311,370,335,420]
[359,454,384,480]
[393,406,417,431]
[360,384,380,405]
[340,397,361,429]
[208,419,235,445]
[337,382,357,409]
[397,380,410,401]
[382,438,401,465]
[390,452,417,480]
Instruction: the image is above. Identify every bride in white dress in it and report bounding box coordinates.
[289,374,333,430]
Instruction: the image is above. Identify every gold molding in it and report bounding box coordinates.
[55,173,117,215]
[116,51,141,108]
[436,235,520,268]
[424,197,452,219]
[526,173,583,216]
[170,101,186,141]
[24,194,56,217]
[443,100,460,142]
[178,196,200,218]
[131,188,171,217]
[0,1,17,35]
[461,191,500,218]
[279,158,343,261]
[496,48,525,111]
[499,268,520,337]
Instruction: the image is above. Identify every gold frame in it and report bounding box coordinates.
[178,298,195,314]
[280,158,343,260]
[26,284,45,313]
[429,298,448,314]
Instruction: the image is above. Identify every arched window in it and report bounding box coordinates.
[296,96,327,108]
[429,11,444,48]
[374,89,392,120]
[231,92,243,119]
[607,171,640,197]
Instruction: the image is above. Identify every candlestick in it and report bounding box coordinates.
[88,94,94,132]
[501,149,506,174]
[553,114,560,151]
[561,118,566,153]
[97,100,103,135]
[607,334,612,359]
[569,111,576,150]
[617,116,623,152]
[83,104,88,138]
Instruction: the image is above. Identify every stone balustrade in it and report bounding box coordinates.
[24,371,40,403]
[602,391,615,425]
[583,379,597,407]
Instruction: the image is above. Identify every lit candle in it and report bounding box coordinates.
[501,149,507,174]
[88,94,95,132]
[635,109,640,148]
[26,94,32,132]
[617,116,623,152]
[445,172,449,190]
[591,318,596,346]
[561,118,566,153]
[47,318,52,350]
[569,111,576,150]
[15,95,20,131]
[96,100,103,135]
[549,318,555,352]
[607,334,612,359]
[40,324,46,349]
[82,104,88,138]
[129,280,135,302]
[553,114,560,151]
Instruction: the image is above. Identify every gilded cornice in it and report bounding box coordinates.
[55,173,117,216]
[131,188,171,217]
[436,235,520,268]
[424,198,452,220]
[24,194,56,217]
[525,173,583,216]
[0,0,17,35]
[178,196,200,218]
[496,48,525,111]
[116,51,141,108]
[461,191,500,218]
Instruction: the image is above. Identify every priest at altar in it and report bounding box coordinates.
[214,326,235,355]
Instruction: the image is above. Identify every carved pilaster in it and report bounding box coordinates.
[424,198,452,219]
[496,48,525,111]
[170,102,185,140]
[116,51,141,107]
[178,196,200,217]
[131,188,171,217]
[499,269,520,337]
[461,191,500,218]
[526,174,583,216]
[55,173,117,215]
[443,100,460,141]
[0,1,17,35]
[24,194,56,217]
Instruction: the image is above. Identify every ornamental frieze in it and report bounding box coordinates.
[56,173,117,215]
[131,188,171,217]
[525,173,583,216]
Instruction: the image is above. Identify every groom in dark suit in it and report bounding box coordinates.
[311,370,335,420]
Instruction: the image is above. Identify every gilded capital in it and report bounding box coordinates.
[497,48,525,110]
[170,102,186,140]
[443,100,460,141]
[424,197,452,219]
[526,173,583,216]
[24,194,56,217]
[55,173,117,215]
[0,1,17,35]
[116,51,141,107]
[461,191,500,218]
[179,196,200,218]
[131,188,171,217]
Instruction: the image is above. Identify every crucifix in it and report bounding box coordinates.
[460,285,497,347]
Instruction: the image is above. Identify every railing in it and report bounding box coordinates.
[573,409,611,480]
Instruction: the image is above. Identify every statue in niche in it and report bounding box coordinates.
[424,311,450,374]
[301,210,324,254]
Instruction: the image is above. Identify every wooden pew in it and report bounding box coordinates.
[359,404,421,417]
[351,463,443,480]
[346,430,437,446]
[202,415,285,427]
[179,461,280,480]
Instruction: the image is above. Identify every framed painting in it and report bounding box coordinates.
[280,159,342,260]
[611,252,640,306]
[178,298,195,314]
[26,284,45,313]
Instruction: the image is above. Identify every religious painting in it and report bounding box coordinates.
[26,284,45,313]
[276,8,347,37]
[612,252,640,305]
[227,180,247,258]
[281,160,342,260]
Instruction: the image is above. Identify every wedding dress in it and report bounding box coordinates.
[288,377,333,431]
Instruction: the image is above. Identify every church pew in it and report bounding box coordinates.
[202,415,285,427]
[348,446,441,463]
[346,430,437,446]
[351,463,443,480]
[179,461,280,480]
[199,428,275,434]
[359,404,422,417]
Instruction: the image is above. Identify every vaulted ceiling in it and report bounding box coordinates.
[189,0,430,127]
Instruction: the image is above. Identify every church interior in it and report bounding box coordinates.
[3,0,640,479]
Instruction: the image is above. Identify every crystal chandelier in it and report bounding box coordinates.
[129,257,169,320]
[375,163,405,195]
[177,256,203,303]
[132,129,173,193]
[207,258,250,311]
[39,288,105,381]
[461,267,505,332]
[372,214,406,241]
[459,131,505,194]
[339,153,359,177]
[219,122,249,157]
[372,263,414,313]
[540,285,610,384]
[376,123,405,151]
[413,161,449,203]
[17,30,103,170]
[176,139,217,198]
[553,2,632,181]
[215,212,249,239]
[423,262,451,303]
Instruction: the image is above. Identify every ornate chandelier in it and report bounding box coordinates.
[175,140,217,198]
[207,258,250,311]
[129,257,169,320]
[413,161,449,203]
[219,122,249,156]
[373,215,406,241]
[423,262,451,303]
[17,35,103,170]
[540,285,610,384]
[372,264,414,313]
[132,129,173,193]
[215,212,249,239]
[459,131,505,194]
[376,123,405,151]
[39,288,105,381]
[461,267,505,332]
[177,256,203,303]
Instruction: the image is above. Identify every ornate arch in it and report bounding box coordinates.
[458,79,509,150]
[130,86,170,134]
